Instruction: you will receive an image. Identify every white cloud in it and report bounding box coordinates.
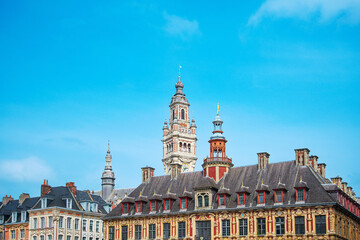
[249,0,360,25]
[0,157,54,182]
[164,12,200,39]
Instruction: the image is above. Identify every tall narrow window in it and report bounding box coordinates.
[218,195,225,206]
[257,218,266,236]
[198,195,203,207]
[10,231,15,240]
[222,220,230,236]
[204,195,209,207]
[148,224,156,240]
[67,217,71,229]
[66,199,72,209]
[59,217,63,228]
[172,110,175,120]
[48,216,53,228]
[34,218,38,229]
[75,219,79,230]
[20,229,25,239]
[41,198,47,208]
[96,221,100,233]
[108,226,115,240]
[12,212,17,223]
[295,216,305,234]
[66,236,70,240]
[258,192,265,204]
[122,203,128,214]
[275,191,283,203]
[40,236,45,240]
[163,223,170,239]
[121,226,128,240]
[178,222,186,239]
[276,217,285,235]
[315,215,326,235]
[150,201,156,212]
[181,109,185,120]
[0,232,3,240]
[180,198,186,209]
[164,199,170,211]
[41,217,45,228]
[82,220,87,231]
[89,220,93,232]
[297,189,305,201]
[188,144,191,153]
[239,219,248,236]
[48,236,52,240]
[238,193,245,205]
[21,211,26,222]
[134,225,141,240]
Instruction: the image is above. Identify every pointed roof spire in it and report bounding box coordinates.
[107,139,110,153]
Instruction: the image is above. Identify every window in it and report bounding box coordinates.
[188,144,191,153]
[275,191,283,203]
[121,226,128,240]
[96,221,100,232]
[21,211,26,222]
[148,224,156,239]
[297,189,305,201]
[74,237,78,240]
[82,238,86,240]
[136,202,141,213]
[66,236,71,240]
[59,217,64,228]
[222,220,230,236]
[75,219,79,230]
[0,215,4,224]
[82,220,87,231]
[295,216,305,235]
[48,236,53,240]
[12,212,17,223]
[33,236,37,240]
[40,236,45,240]
[257,192,265,204]
[196,221,211,239]
[66,199,72,209]
[150,201,156,212]
[316,215,326,235]
[122,203,128,214]
[219,195,225,206]
[276,217,285,235]
[172,110,175,120]
[134,225,141,240]
[180,198,186,209]
[20,230,25,239]
[41,217,45,228]
[163,223,170,239]
[109,226,115,240]
[239,219,248,236]
[257,218,266,236]
[197,193,209,208]
[34,218,38,229]
[10,230,15,239]
[164,199,170,211]
[0,232,3,240]
[178,222,186,239]
[89,220,93,232]
[181,109,185,120]
[41,198,47,208]
[238,193,245,205]
[48,216,53,227]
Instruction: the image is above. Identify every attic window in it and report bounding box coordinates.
[197,193,209,208]
[164,199,171,211]
[180,198,187,210]
[275,190,283,203]
[150,200,157,212]
[218,194,226,207]
[257,192,266,204]
[296,189,305,202]
[66,199,72,209]
[41,198,47,208]
[21,211,26,222]
[12,212,17,223]
[122,203,129,214]
[237,193,246,205]
[135,202,142,213]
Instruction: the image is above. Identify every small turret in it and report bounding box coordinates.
[163,119,169,136]
[101,141,115,202]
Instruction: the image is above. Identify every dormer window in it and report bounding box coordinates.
[135,202,142,213]
[164,199,171,211]
[218,194,226,207]
[150,200,157,212]
[197,193,209,208]
[66,199,72,209]
[122,203,129,214]
[296,189,305,202]
[275,190,283,203]
[0,215,4,224]
[180,198,187,210]
[237,193,246,205]
[41,198,47,208]
[257,192,266,204]
[21,211,26,222]
[90,203,98,212]
[12,212,17,223]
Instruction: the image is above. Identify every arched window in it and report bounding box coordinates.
[204,195,209,207]
[172,110,175,120]
[188,144,191,153]
[198,195,203,207]
[181,109,185,120]
[179,142,182,151]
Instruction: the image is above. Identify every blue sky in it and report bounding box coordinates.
[1,0,360,200]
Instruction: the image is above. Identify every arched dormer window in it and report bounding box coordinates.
[197,193,209,208]
[181,109,185,120]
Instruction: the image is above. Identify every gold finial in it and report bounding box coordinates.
[241,181,244,187]
[178,65,182,77]
[261,179,264,185]
[154,189,156,195]
[278,177,281,184]
[125,192,128,198]
[300,175,303,182]
[184,186,186,193]
[222,182,225,189]
[217,103,220,116]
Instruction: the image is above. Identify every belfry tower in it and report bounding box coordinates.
[101,142,115,201]
[202,104,233,182]
[162,69,197,174]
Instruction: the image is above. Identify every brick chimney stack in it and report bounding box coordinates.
[19,193,30,205]
[66,182,77,196]
[331,176,342,188]
[257,152,270,170]
[317,163,326,178]
[341,182,348,193]
[141,166,155,183]
[170,163,182,180]
[309,155,318,170]
[2,195,14,205]
[41,180,51,197]
[295,148,310,166]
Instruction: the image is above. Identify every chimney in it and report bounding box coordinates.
[341,182,348,193]
[141,166,155,183]
[19,193,30,205]
[66,182,77,196]
[317,163,326,178]
[331,176,342,188]
[257,152,270,169]
[309,155,318,170]
[347,187,353,197]
[41,180,51,197]
[295,148,310,166]
[2,195,14,205]
[170,163,182,180]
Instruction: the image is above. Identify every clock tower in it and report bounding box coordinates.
[162,72,197,174]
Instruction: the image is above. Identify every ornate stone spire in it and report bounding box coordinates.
[101,141,115,201]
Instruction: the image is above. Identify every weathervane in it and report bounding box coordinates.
[178,65,182,77]
[217,103,220,116]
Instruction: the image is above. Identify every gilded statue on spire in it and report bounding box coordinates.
[217,103,220,116]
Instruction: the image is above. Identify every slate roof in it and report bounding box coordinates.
[32,186,108,214]
[105,160,343,219]
[0,197,40,223]
[93,188,136,203]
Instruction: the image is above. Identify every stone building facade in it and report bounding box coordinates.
[102,110,360,240]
